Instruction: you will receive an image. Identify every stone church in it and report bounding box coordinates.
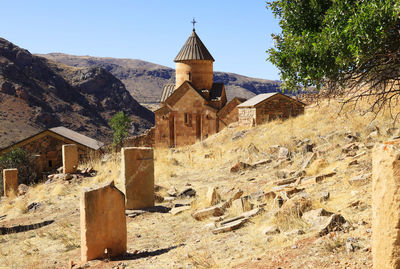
[154,28,241,147]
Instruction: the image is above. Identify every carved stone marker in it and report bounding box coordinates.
[62,144,78,174]
[80,181,127,262]
[121,147,154,209]
[372,141,400,269]
[3,168,18,197]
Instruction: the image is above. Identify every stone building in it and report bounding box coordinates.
[0,126,103,173]
[237,93,305,126]
[154,28,237,147]
[217,97,246,129]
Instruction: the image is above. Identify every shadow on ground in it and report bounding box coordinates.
[113,244,185,261]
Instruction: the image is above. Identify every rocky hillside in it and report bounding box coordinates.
[0,98,394,267]
[39,53,282,103]
[0,38,154,148]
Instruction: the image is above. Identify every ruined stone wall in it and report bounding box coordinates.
[255,95,304,125]
[17,134,92,172]
[238,108,256,127]
[219,106,240,130]
[124,127,155,148]
[175,60,213,90]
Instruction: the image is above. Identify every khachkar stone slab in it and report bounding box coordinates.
[372,140,400,269]
[3,168,18,197]
[62,144,78,174]
[121,147,154,210]
[80,181,127,262]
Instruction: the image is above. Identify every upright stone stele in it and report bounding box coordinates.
[62,144,78,174]
[80,181,127,262]
[372,141,400,269]
[121,147,154,209]
[3,168,18,197]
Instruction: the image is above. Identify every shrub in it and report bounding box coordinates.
[0,148,38,194]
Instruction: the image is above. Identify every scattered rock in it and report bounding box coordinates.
[27,202,42,212]
[178,188,196,198]
[212,218,247,234]
[154,193,164,203]
[278,147,290,159]
[170,206,191,215]
[252,159,272,167]
[167,186,178,197]
[17,184,29,196]
[301,152,316,170]
[319,191,330,202]
[230,162,254,173]
[232,130,247,141]
[280,195,312,217]
[206,187,221,206]
[348,173,371,186]
[318,214,347,236]
[346,241,355,253]
[228,189,244,203]
[231,196,252,214]
[192,205,225,220]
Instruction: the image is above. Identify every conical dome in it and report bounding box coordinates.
[174,30,215,62]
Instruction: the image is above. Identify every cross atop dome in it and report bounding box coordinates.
[191,18,197,30]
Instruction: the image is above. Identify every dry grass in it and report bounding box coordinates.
[0,97,394,268]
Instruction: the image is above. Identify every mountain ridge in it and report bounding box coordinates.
[0,38,154,148]
[38,53,282,104]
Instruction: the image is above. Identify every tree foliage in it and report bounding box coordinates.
[109,111,132,149]
[267,0,400,112]
[0,148,37,193]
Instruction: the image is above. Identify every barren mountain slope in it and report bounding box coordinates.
[0,38,154,147]
[39,53,282,103]
[0,99,393,268]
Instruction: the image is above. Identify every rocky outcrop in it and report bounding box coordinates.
[0,37,154,146]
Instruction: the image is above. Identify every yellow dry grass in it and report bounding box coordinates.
[0,97,395,268]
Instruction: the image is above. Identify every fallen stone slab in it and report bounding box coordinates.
[318,214,347,236]
[252,159,272,167]
[170,206,191,215]
[212,218,247,234]
[192,205,225,220]
[348,173,371,186]
[241,207,263,219]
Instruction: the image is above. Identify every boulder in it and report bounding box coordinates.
[280,195,312,217]
[278,147,290,159]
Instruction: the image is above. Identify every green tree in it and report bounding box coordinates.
[0,148,37,194]
[109,111,132,149]
[267,0,400,111]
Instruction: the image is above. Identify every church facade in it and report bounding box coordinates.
[154,28,237,147]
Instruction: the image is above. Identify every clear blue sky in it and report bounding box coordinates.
[0,1,281,80]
